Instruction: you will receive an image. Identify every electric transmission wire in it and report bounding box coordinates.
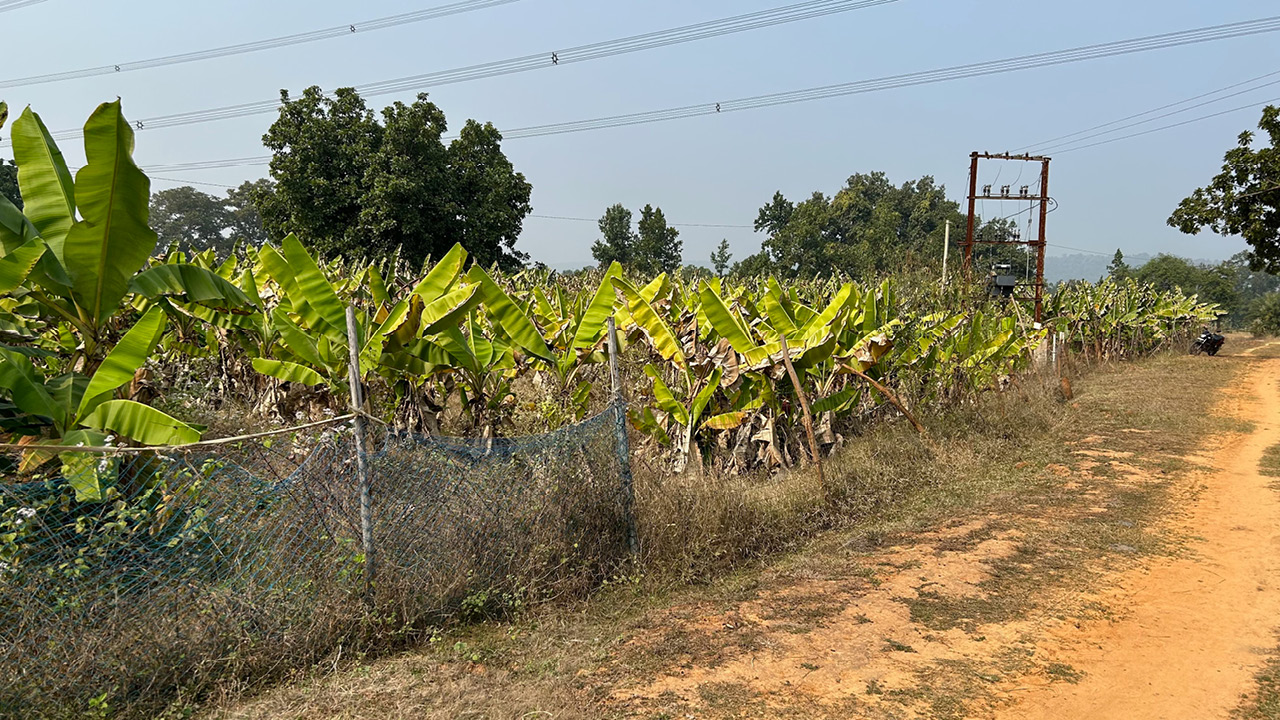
[135,15,1280,175]
[492,15,1280,141]
[0,0,525,90]
[0,0,46,12]
[12,0,899,146]
[1052,95,1280,154]
[1019,68,1280,152]
[1028,70,1280,154]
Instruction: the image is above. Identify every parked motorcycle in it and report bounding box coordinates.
[1190,328,1225,356]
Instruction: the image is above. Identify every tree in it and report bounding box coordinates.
[260,87,532,269]
[634,204,682,275]
[1107,249,1131,280]
[591,204,635,267]
[0,159,19,210]
[260,87,382,257]
[445,120,532,270]
[1249,292,1280,336]
[1134,254,1237,310]
[751,173,962,278]
[150,186,233,256]
[226,179,272,246]
[710,239,733,276]
[1170,105,1280,271]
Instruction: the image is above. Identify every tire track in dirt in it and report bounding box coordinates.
[994,356,1280,719]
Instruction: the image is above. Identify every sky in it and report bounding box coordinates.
[1,0,1276,272]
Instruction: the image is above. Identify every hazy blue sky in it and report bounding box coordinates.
[2,0,1277,271]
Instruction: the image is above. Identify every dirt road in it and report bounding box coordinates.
[994,355,1280,719]
[212,349,1280,720]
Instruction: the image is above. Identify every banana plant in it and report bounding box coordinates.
[0,306,201,499]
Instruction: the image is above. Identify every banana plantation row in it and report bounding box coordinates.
[0,101,1218,491]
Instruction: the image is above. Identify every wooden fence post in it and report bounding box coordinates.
[607,318,640,556]
[345,306,376,594]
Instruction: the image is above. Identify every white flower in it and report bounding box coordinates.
[103,435,115,445]
[17,508,35,519]
[296,411,306,421]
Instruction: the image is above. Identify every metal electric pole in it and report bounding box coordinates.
[961,152,1052,323]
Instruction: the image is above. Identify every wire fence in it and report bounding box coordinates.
[0,402,634,718]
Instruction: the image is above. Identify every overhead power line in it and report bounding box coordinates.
[0,0,525,90]
[10,0,898,145]
[0,0,46,12]
[1028,70,1280,154]
[1050,95,1280,154]
[135,15,1280,174]
[1019,68,1280,152]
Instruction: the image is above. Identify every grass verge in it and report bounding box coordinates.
[205,350,1248,719]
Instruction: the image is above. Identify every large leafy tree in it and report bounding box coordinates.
[259,87,382,257]
[446,120,532,270]
[1107,249,1131,280]
[226,178,272,246]
[591,204,635,266]
[634,204,682,275]
[589,203,682,273]
[1170,105,1280,271]
[150,181,272,256]
[1133,254,1237,310]
[746,173,961,277]
[150,186,232,256]
[710,239,732,276]
[261,86,531,269]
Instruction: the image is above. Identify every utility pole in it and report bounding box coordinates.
[961,152,1052,322]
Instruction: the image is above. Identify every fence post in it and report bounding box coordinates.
[345,306,376,594]
[607,317,640,556]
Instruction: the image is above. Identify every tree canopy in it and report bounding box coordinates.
[259,86,532,270]
[739,172,1024,279]
[1170,105,1280,272]
[589,203,683,274]
[149,181,271,257]
[0,159,18,210]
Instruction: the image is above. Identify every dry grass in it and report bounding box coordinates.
[203,348,1250,720]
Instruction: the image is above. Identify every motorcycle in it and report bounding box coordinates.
[1190,328,1225,356]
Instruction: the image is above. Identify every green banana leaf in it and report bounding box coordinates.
[77,306,167,419]
[614,277,687,374]
[281,234,347,341]
[58,429,111,502]
[80,399,201,446]
[570,261,622,351]
[129,263,254,313]
[643,365,688,425]
[251,358,325,386]
[11,108,76,258]
[412,243,467,302]
[271,307,327,369]
[0,347,64,429]
[0,237,46,294]
[62,101,159,324]
[468,264,554,363]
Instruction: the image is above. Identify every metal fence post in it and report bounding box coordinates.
[607,317,639,556]
[345,306,376,594]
